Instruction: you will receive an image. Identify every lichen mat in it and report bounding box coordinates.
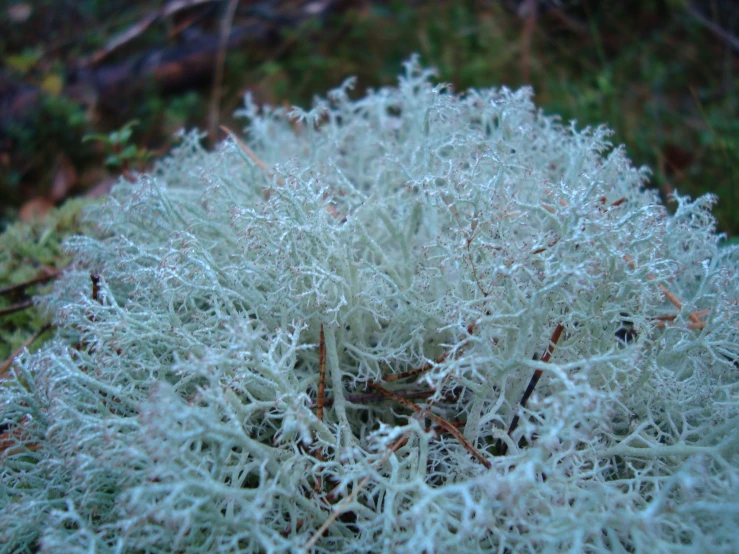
[2,57,738,553]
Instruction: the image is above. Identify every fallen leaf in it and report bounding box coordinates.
[7,3,32,22]
[40,73,64,96]
[19,197,54,222]
[50,154,78,202]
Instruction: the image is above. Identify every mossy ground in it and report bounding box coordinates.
[0,199,94,361]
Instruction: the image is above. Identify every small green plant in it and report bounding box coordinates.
[83,120,151,179]
[0,199,93,363]
[1,58,737,553]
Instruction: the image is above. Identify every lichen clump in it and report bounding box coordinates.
[2,58,738,553]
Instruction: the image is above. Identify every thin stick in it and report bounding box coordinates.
[610,197,626,207]
[518,0,538,83]
[318,388,436,408]
[310,325,328,492]
[383,355,443,382]
[0,268,61,296]
[658,284,703,326]
[624,255,706,328]
[498,322,565,456]
[539,323,564,364]
[207,0,239,147]
[532,237,560,255]
[384,323,476,382]
[316,324,327,422]
[369,382,491,469]
[0,299,33,317]
[303,433,409,551]
[85,0,221,65]
[218,126,343,221]
[685,3,739,53]
[653,310,709,330]
[220,125,268,172]
[90,273,101,303]
[0,323,52,377]
[220,125,276,200]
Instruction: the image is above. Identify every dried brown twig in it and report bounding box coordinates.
[220,125,280,200]
[0,323,52,378]
[317,388,436,408]
[0,300,34,317]
[85,0,222,66]
[207,0,240,147]
[303,432,409,551]
[384,323,477,382]
[497,322,565,456]
[369,381,491,469]
[624,254,708,329]
[0,267,61,297]
[309,325,328,492]
[315,324,327,423]
[220,125,343,222]
[305,323,486,546]
[90,273,102,304]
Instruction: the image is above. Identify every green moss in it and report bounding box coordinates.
[0,198,96,360]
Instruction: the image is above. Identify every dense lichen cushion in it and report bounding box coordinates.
[2,58,738,553]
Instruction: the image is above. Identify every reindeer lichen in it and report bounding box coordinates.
[2,57,738,553]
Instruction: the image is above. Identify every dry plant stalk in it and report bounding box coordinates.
[311,324,327,491]
[0,322,52,377]
[303,433,410,552]
[368,381,491,469]
[0,299,33,317]
[315,324,327,422]
[624,254,708,329]
[498,322,565,456]
[0,267,61,296]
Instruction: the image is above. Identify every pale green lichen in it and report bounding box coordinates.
[1,57,738,553]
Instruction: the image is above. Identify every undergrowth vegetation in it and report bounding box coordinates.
[1,1,738,236]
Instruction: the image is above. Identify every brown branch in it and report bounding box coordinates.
[304,432,409,551]
[85,0,222,66]
[207,0,240,147]
[652,309,710,330]
[0,267,61,297]
[532,236,560,255]
[318,388,436,408]
[685,3,739,54]
[0,323,52,378]
[219,126,345,222]
[624,255,708,329]
[220,125,275,200]
[611,197,626,207]
[0,299,33,317]
[498,322,565,456]
[316,324,327,422]
[369,382,491,470]
[90,273,101,304]
[383,355,442,382]
[518,0,538,83]
[384,323,476,383]
[220,125,269,172]
[539,322,565,364]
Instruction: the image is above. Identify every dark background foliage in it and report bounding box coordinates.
[1,0,737,235]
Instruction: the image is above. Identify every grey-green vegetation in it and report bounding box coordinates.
[1,59,737,553]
